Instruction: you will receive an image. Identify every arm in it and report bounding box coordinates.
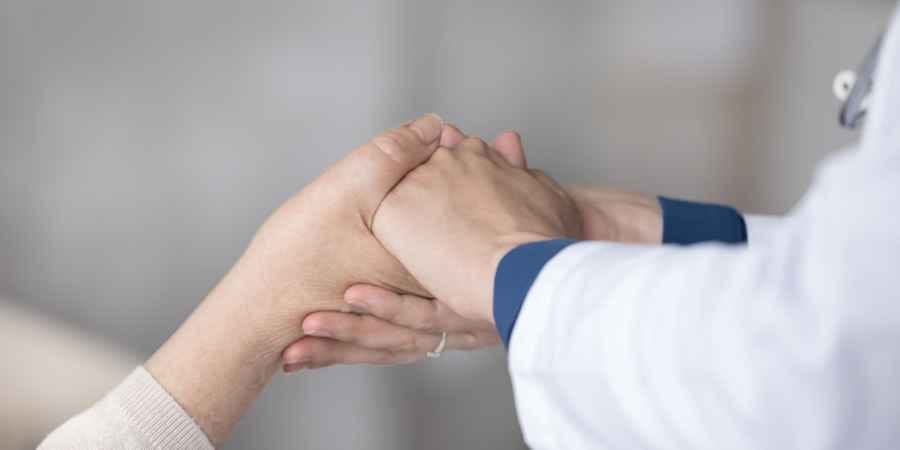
[496,148,900,449]
[282,125,777,368]
[353,105,900,449]
[505,17,900,448]
[39,115,444,448]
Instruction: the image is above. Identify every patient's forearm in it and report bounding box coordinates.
[41,115,444,448]
[40,265,290,449]
[144,262,303,445]
[143,114,444,444]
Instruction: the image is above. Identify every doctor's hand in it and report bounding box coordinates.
[436,124,662,245]
[436,124,661,246]
[369,133,582,325]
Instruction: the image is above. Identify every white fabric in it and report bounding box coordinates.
[508,5,900,450]
[39,366,214,450]
[743,214,780,246]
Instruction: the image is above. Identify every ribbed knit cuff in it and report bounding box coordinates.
[113,366,215,450]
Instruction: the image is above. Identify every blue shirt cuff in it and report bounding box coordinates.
[658,196,747,245]
[493,239,577,348]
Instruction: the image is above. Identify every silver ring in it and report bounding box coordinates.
[426,332,447,359]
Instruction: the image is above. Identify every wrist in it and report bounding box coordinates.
[145,296,280,444]
[144,266,306,444]
[208,260,307,351]
[566,186,662,244]
[609,196,662,244]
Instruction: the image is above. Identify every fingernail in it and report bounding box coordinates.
[283,362,308,373]
[408,113,443,143]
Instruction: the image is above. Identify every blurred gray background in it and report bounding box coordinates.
[1,0,895,449]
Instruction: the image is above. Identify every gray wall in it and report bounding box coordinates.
[1,1,894,449]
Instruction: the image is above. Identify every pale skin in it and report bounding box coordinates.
[376,144,582,326]
[144,114,446,444]
[141,115,660,445]
[282,123,663,370]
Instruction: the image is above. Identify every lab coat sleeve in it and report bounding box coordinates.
[502,146,900,450]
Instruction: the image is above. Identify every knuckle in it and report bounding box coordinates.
[387,126,417,142]
[369,132,408,164]
[430,146,453,162]
[461,136,488,152]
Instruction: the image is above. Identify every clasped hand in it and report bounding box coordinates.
[144,114,660,444]
[278,117,663,371]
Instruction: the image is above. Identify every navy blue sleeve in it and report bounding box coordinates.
[658,196,747,245]
[493,239,577,347]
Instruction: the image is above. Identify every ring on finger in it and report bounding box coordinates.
[426,332,448,359]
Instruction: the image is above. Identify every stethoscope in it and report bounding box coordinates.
[833,36,882,130]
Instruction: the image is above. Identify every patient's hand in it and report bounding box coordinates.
[144,114,443,444]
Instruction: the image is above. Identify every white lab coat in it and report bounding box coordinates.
[508,6,900,450]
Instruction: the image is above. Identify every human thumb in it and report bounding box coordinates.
[323,114,443,226]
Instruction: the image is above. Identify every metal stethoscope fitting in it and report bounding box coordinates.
[835,36,882,130]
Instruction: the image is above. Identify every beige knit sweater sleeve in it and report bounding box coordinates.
[38,366,214,450]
